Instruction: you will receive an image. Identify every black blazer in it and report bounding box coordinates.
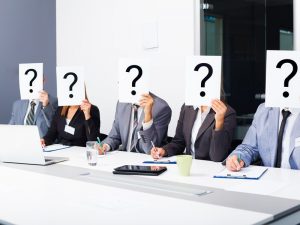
[164,104,236,162]
[43,105,100,147]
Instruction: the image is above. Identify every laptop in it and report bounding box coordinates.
[0,125,68,165]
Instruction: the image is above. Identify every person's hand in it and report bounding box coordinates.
[80,99,92,120]
[211,99,227,130]
[226,155,245,171]
[139,94,154,123]
[39,90,49,107]
[150,147,166,160]
[97,143,109,155]
[40,139,46,148]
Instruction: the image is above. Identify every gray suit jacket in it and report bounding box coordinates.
[164,104,236,162]
[9,95,58,137]
[103,93,172,154]
[231,103,300,169]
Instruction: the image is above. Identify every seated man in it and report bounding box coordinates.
[226,103,300,171]
[99,93,172,154]
[9,90,58,137]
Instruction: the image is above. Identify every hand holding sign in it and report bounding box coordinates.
[19,63,43,100]
[266,51,300,108]
[57,67,85,106]
[118,59,149,103]
[185,56,221,106]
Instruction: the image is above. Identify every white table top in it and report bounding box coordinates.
[0,146,299,225]
[46,146,300,200]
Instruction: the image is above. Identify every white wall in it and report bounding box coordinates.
[56,0,195,136]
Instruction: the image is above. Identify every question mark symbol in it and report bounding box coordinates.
[194,63,213,97]
[276,59,298,98]
[25,69,37,93]
[63,72,78,98]
[126,65,142,95]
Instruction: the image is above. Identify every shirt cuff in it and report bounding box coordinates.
[142,119,153,130]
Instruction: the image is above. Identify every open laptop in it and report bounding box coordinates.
[0,125,68,165]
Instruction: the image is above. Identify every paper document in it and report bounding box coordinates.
[213,166,268,180]
[44,144,71,152]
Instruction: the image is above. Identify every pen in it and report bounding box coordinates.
[237,154,241,163]
[151,141,160,160]
[97,137,103,147]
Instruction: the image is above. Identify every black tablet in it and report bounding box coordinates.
[113,165,167,176]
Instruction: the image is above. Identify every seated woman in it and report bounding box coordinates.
[41,98,100,147]
[150,99,236,162]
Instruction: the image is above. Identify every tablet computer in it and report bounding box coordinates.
[113,165,167,176]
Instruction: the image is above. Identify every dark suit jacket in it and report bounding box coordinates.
[43,105,100,147]
[104,93,172,154]
[9,95,58,137]
[164,104,236,162]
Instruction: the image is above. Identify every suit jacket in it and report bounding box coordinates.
[9,95,58,137]
[231,103,300,169]
[164,104,236,162]
[103,93,172,154]
[43,105,100,147]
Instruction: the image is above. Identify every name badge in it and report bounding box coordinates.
[64,125,75,135]
[295,137,300,148]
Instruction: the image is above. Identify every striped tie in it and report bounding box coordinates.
[130,104,139,152]
[26,101,36,125]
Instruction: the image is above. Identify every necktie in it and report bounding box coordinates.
[275,109,291,168]
[130,104,139,152]
[26,101,36,125]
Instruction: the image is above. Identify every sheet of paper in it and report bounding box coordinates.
[266,50,300,108]
[19,63,43,100]
[43,144,71,152]
[185,56,221,107]
[142,22,159,49]
[118,58,149,104]
[214,166,268,179]
[57,66,85,106]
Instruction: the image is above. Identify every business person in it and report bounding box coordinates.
[41,99,100,147]
[150,99,236,162]
[9,90,58,137]
[98,93,171,154]
[226,103,300,171]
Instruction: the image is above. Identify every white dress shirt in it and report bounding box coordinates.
[279,107,300,169]
[190,106,210,158]
[23,99,39,125]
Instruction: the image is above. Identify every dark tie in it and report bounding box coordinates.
[26,101,36,125]
[130,104,139,152]
[275,109,291,168]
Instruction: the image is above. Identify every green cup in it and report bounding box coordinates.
[176,155,193,176]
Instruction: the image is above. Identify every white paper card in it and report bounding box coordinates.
[185,56,222,106]
[118,59,149,104]
[64,125,75,135]
[57,66,85,106]
[19,63,43,100]
[266,50,300,108]
[142,22,159,49]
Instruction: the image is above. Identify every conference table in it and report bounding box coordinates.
[0,147,300,225]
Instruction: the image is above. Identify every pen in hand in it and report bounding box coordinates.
[151,141,160,161]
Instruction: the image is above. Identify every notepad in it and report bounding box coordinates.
[213,166,268,180]
[43,144,71,152]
